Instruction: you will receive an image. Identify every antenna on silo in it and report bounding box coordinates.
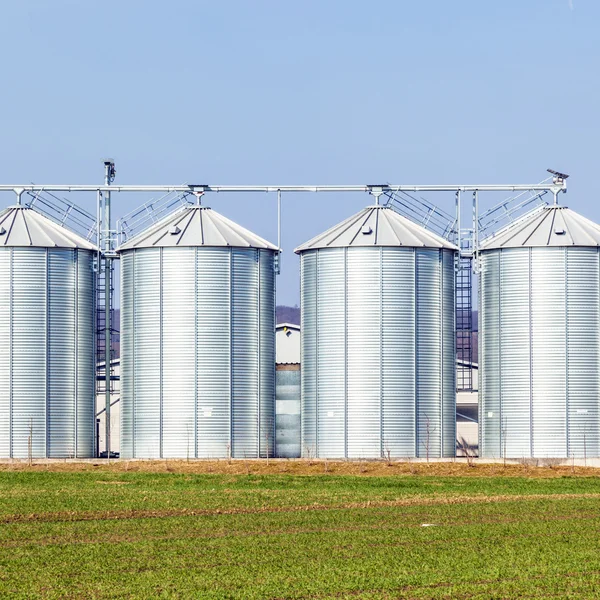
[547,169,569,205]
[547,169,569,183]
[103,159,116,184]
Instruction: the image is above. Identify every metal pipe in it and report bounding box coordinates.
[95,189,102,458]
[103,162,113,458]
[472,191,479,271]
[456,190,461,248]
[457,411,478,424]
[95,397,120,417]
[277,189,281,250]
[0,183,568,194]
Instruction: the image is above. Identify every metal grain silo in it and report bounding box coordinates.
[118,205,278,459]
[0,205,96,458]
[479,205,600,459]
[296,205,457,459]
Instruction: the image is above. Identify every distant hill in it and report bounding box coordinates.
[276,305,300,325]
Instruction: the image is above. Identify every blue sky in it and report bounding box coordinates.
[0,0,597,305]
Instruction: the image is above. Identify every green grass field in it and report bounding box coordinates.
[1,463,600,598]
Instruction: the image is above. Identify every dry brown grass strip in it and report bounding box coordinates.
[2,492,599,525]
[0,458,598,478]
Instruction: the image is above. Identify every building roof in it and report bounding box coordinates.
[276,322,300,331]
[0,205,97,249]
[118,205,278,251]
[480,205,600,250]
[294,205,457,253]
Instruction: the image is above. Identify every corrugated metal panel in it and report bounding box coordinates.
[301,252,317,457]
[480,246,600,458]
[0,246,95,458]
[381,247,416,457]
[416,249,442,458]
[47,250,76,457]
[531,248,566,457]
[347,248,381,458]
[12,248,47,458]
[0,250,10,458]
[500,251,531,458]
[120,246,276,458]
[442,250,456,456]
[120,252,134,458]
[259,250,276,457]
[162,248,195,458]
[479,252,501,458]
[75,250,95,458]
[133,249,161,458]
[295,206,457,252]
[567,248,599,457]
[231,249,259,458]
[196,249,231,459]
[300,246,455,459]
[316,249,346,458]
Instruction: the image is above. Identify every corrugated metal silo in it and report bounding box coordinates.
[296,205,458,459]
[118,205,278,459]
[0,205,96,458]
[479,205,600,458]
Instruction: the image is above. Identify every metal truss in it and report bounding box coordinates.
[383,188,457,241]
[117,189,194,244]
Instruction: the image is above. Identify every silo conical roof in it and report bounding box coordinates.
[294,205,457,253]
[480,205,600,250]
[0,205,96,249]
[117,205,278,251]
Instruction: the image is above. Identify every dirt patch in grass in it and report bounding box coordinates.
[0,459,597,478]
[95,481,131,485]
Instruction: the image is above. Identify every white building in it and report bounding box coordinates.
[275,323,301,458]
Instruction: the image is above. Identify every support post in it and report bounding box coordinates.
[455,190,461,248]
[103,160,115,457]
[277,189,281,274]
[472,191,479,272]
